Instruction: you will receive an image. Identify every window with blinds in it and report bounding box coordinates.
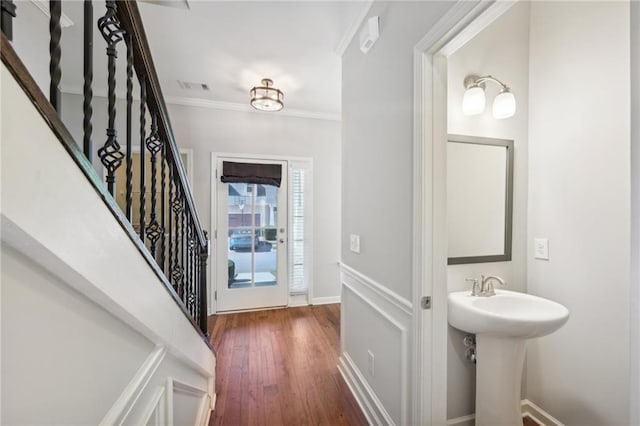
[289,168,307,295]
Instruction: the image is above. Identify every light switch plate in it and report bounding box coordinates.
[534,238,549,260]
[350,234,361,254]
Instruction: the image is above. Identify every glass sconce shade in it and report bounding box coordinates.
[250,79,284,112]
[492,90,516,119]
[462,86,486,116]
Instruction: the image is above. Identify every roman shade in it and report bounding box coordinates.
[220,161,282,187]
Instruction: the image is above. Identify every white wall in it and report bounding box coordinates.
[165,104,342,302]
[61,95,342,304]
[343,1,451,300]
[2,244,154,425]
[1,63,215,426]
[340,2,454,424]
[630,2,640,423]
[445,2,530,419]
[527,2,631,424]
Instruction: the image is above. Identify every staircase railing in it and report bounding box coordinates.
[1,0,210,338]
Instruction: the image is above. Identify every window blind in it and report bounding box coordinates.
[289,168,307,295]
[220,161,282,187]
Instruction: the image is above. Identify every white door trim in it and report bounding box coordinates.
[412,1,515,422]
[210,152,314,314]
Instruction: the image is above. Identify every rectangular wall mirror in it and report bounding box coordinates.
[447,134,514,265]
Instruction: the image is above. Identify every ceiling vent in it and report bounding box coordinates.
[177,81,210,92]
[138,0,190,10]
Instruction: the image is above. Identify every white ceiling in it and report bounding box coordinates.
[13,0,367,120]
[137,0,366,118]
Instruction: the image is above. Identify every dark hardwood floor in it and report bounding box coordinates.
[207,304,368,426]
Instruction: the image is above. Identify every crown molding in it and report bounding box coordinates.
[59,85,341,122]
[165,96,341,121]
[30,0,74,28]
[334,0,374,57]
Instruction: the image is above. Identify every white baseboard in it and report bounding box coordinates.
[446,413,475,426]
[521,399,564,426]
[311,296,340,305]
[446,400,563,426]
[338,352,394,426]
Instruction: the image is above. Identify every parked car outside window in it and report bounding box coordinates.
[229,229,272,252]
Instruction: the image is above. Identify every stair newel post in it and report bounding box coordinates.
[97,0,125,195]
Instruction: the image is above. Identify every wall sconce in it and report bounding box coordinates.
[462,75,516,119]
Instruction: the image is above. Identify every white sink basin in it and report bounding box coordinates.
[448,289,569,425]
[448,289,569,338]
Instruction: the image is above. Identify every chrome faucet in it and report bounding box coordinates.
[465,277,481,296]
[480,275,505,296]
[465,275,506,297]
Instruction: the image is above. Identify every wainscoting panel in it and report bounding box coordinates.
[339,264,413,426]
[104,352,212,426]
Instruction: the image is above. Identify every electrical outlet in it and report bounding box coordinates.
[350,234,361,253]
[367,350,375,376]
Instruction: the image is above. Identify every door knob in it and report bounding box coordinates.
[279,238,285,243]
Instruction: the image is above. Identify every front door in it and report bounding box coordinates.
[215,158,288,312]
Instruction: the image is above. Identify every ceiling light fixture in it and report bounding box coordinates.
[250,78,284,112]
[462,75,516,119]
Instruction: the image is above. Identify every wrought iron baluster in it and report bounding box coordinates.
[199,234,208,334]
[182,210,189,305]
[82,0,93,162]
[188,217,196,316]
[168,164,174,285]
[124,32,133,220]
[160,142,167,272]
[185,214,191,310]
[1,0,17,41]
[139,77,146,241]
[145,113,163,259]
[97,0,124,195]
[171,180,184,293]
[194,242,200,322]
[49,0,62,112]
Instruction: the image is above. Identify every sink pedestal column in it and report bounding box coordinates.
[475,335,526,426]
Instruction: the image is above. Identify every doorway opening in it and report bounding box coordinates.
[211,154,313,313]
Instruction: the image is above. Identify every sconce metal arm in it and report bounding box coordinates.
[464,75,510,91]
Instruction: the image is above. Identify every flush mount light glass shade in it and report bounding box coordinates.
[462,86,486,115]
[250,78,284,112]
[492,90,516,119]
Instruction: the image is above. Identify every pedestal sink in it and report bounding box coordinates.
[448,290,569,426]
